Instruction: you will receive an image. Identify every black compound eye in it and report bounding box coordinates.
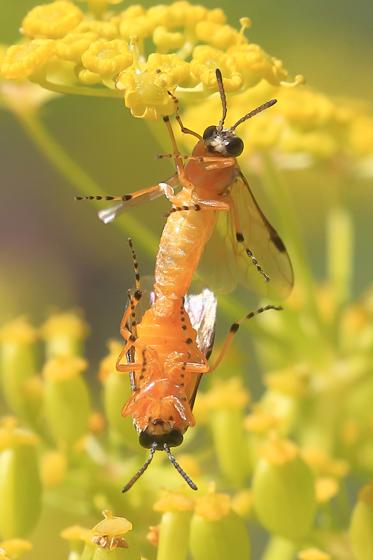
[203,125,217,140]
[226,136,244,156]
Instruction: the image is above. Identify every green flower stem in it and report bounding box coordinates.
[33,79,123,99]
[210,409,250,487]
[327,206,353,308]
[17,112,158,257]
[156,511,191,560]
[262,536,297,560]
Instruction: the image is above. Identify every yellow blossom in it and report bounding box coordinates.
[196,377,250,413]
[154,490,195,513]
[191,46,242,92]
[22,1,84,40]
[194,489,231,522]
[153,27,185,53]
[244,408,279,434]
[56,31,98,62]
[231,489,253,518]
[298,548,331,560]
[91,510,132,549]
[41,310,89,341]
[260,436,298,466]
[1,40,55,80]
[116,52,193,119]
[0,540,32,558]
[315,476,339,503]
[302,448,349,478]
[81,39,132,77]
[76,20,119,39]
[0,317,37,344]
[40,450,67,487]
[61,524,92,544]
[42,355,87,381]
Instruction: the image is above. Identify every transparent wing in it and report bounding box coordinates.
[195,210,238,294]
[184,289,217,410]
[231,171,294,300]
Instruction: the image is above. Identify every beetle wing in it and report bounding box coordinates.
[230,171,294,300]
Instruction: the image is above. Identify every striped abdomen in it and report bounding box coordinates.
[153,200,216,317]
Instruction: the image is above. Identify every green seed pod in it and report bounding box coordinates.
[0,317,42,426]
[43,356,91,448]
[153,491,194,560]
[200,378,250,486]
[99,341,137,448]
[0,422,42,538]
[252,438,316,539]
[40,311,89,358]
[190,490,251,560]
[349,483,373,560]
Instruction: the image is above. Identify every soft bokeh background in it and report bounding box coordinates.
[0,1,373,559]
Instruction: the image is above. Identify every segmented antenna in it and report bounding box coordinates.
[121,444,157,492]
[230,99,277,131]
[215,68,227,131]
[164,444,198,490]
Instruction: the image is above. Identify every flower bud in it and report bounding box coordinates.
[153,491,194,560]
[0,318,42,426]
[349,483,373,560]
[190,489,251,560]
[253,438,316,539]
[41,311,89,359]
[0,422,42,538]
[200,378,250,486]
[43,356,91,448]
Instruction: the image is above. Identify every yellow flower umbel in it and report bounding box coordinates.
[1,1,302,119]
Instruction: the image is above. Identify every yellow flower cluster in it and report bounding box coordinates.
[1,0,302,119]
[181,80,373,166]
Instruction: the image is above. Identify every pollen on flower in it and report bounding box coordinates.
[264,365,310,396]
[0,316,37,344]
[260,436,299,465]
[315,476,339,503]
[153,490,195,513]
[91,511,132,549]
[81,39,132,77]
[41,450,67,487]
[22,1,84,39]
[0,540,33,558]
[56,31,98,62]
[40,310,89,341]
[191,46,242,92]
[42,355,87,381]
[244,408,279,434]
[302,448,349,479]
[1,40,55,80]
[194,489,231,522]
[200,377,250,411]
[61,525,92,544]
[298,548,331,560]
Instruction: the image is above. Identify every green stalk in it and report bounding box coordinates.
[262,536,297,560]
[156,511,191,560]
[326,206,353,308]
[17,112,158,257]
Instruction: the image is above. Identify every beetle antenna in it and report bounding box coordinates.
[122,443,157,492]
[164,444,198,490]
[215,68,227,131]
[230,99,277,131]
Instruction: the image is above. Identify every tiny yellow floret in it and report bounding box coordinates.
[42,355,87,381]
[82,39,132,77]
[22,1,83,39]
[0,316,37,344]
[41,310,89,341]
[1,40,55,80]
[194,490,231,522]
[154,490,195,513]
[298,548,331,560]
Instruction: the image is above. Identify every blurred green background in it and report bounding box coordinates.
[0,1,373,559]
